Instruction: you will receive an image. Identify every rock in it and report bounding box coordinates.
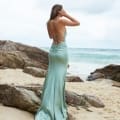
[0,84,105,114]
[87,64,120,82]
[87,72,105,81]
[23,67,47,77]
[112,73,120,82]
[0,84,40,113]
[0,40,48,69]
[83,94,105,108]
[0,40,17,51]
[66,75,84,82]
[0,51,25,68]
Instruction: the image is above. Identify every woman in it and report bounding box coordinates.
[35,4,80,120]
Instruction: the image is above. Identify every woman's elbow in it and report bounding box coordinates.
[74,21,80,26]
[76,21,80,26]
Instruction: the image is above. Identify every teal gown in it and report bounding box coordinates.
[35,35,68,120]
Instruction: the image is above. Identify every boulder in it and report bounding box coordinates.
[0,84,40,113]
[23,67,47,77]
[87,64,120,82]
[0,51,26,68]
[87,72,105,81]
[0,40,48,69]
[83,94,105,108]
[66,75,84,82]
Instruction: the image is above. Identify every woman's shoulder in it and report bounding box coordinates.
[57,18,67,26]
[47,18,66,29]
[47,20,54,28]
[47,20,53,25]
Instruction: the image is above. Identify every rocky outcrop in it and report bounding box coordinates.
[66,75,84,82]
[0,84,40,113]
[23,67,47,77]
[87,64,120,82]
[0,40,48,69]
[87,72,105,81]
[0,51,26,68]
[0,84,105,113]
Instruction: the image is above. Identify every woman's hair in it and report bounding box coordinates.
[49,4,63,20]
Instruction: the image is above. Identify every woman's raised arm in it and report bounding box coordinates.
[59,9,80,26]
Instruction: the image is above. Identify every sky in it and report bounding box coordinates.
[0,0,120,49]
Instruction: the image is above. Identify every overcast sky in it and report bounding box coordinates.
[0,0,120,49]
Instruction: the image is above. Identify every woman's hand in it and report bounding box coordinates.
[58,9,67,16]
[59,9,80,26]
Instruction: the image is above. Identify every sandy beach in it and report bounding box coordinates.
[0,69,120,120]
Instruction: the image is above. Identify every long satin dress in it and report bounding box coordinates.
[35,34,68,120]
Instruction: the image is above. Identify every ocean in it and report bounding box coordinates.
[42,47,120,78]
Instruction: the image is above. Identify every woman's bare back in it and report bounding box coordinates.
[47,18,66,44]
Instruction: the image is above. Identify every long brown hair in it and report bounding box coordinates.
[49,4,63,20]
